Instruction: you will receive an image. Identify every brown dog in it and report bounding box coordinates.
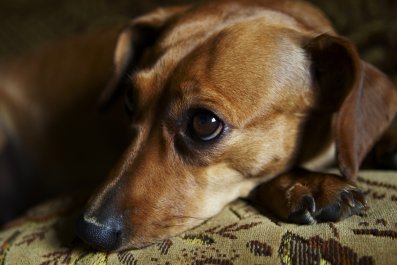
[1,0,397,252]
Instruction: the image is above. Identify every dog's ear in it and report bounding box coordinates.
[305,34,397,179]
[336,62,397,179]
[99,6,189,109]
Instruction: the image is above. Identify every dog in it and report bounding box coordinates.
[1,0,396,252]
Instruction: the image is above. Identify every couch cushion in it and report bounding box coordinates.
[1,171,396,264]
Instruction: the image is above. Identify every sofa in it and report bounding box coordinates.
[1,171,396,264]
[1,0,397,264]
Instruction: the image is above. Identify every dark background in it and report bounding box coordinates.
[0,0,396,224]
[0,0,396,83]
[0,0,396,84]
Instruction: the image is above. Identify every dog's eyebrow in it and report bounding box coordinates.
[132,71,154,89]
[178,79,200,94]
[130,70,164,101]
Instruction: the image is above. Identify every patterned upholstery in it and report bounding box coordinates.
[1,171,396,264]
[1,1,396,264]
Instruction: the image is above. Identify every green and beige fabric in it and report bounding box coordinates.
[1,171,396,264]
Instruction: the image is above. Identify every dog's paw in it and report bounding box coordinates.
[286,178,366,225]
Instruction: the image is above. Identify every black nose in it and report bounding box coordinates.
[76,214,122,251]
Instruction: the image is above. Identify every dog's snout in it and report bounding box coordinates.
[76,214,123,251]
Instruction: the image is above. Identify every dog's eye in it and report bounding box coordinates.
[190,110,224,141]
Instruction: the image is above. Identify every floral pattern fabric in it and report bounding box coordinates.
[1,171,397,265]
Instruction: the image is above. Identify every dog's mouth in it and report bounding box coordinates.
[75,211,207,251]
[74,173,211,252]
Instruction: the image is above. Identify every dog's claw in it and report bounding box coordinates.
[351,188,367,207]
[316,202,342,222]
[303,195,316,213]
[341,190,355,208]
[252,171,368,225]
[287,195,317,224]
[288,209,316,225]
[287,185,366,224]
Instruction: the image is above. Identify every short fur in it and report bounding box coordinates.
[1,0,396,251]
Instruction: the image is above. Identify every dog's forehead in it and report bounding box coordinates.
[167,22,311,124]
[133,10,312,125]
[160,3,300,47]
[134,4,304,78]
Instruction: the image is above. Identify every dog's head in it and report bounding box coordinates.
[76,2,397,251]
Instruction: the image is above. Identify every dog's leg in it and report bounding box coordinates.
[249,168,366,224]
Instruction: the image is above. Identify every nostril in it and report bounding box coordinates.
[76,214,122,251]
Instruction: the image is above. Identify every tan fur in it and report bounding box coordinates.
[1,0,396,251]
[80,0,396,250]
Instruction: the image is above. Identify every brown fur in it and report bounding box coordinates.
[1,0,396,251]
[0,28,131,219]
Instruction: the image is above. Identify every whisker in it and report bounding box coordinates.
[150,215,210,228]
[151,222,191,228]
[169,215,208,221]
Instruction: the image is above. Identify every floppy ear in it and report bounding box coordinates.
[336,62,397,179]
[305,34,397,180]
[99,6,189,109]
